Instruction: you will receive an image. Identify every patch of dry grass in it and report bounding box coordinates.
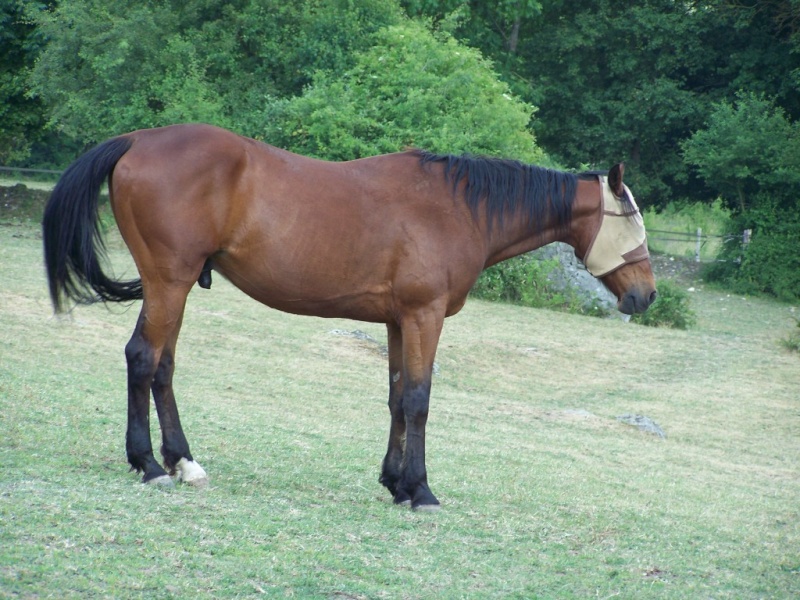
[1,222,798,598]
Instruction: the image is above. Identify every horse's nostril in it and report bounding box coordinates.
[649,290,658,305]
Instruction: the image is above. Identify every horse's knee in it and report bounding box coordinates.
[402,384,430,425]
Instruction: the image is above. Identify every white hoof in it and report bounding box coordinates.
[175,458,209,487]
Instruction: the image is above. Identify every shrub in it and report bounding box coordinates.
[263,19,546,163]
[703,202,800,302]
[631,279,696,330]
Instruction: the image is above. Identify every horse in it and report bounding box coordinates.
[42,123,656,511]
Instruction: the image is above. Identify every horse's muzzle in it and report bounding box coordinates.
[618,288,658,315]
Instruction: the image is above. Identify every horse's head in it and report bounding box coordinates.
[573,163,657,315]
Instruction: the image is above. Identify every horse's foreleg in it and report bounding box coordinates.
[393,306,445,511]
[379,322,407,502]
[151,322,208,487]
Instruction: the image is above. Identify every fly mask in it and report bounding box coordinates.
[582,175,649,277]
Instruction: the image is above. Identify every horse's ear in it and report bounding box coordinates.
[608,163,625,197]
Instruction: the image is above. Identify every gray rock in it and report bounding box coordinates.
[531,242,628,320]
[616,414,666,438]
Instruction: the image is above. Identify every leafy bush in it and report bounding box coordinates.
[703,203,800,302]
[471,256,560,306]
[683,92,800,302]
[631,279,696,330]
[263,20,546,162]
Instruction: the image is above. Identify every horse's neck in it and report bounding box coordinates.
[481,179,600,269]
[482,214,568,269]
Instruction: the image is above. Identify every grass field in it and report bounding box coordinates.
[1,214,799,598]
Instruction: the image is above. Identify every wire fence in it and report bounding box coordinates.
[647,227,750,263]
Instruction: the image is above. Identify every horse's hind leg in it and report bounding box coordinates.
[125,310,172,485]
[151,314,208,487]
[125,282,202,486]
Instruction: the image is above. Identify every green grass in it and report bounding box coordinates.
[643,198,732,261]
[2,219,799,598]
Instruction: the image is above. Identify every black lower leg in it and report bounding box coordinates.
[379,392,407,502]
[125,332,167,483]
[380,323,407,501]
[152,349,193,473]
[397,382,439,509]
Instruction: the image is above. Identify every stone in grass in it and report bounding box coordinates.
[616,414,666,438]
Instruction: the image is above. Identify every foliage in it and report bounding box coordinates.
[470,254,610,316]
[781,317,800,354]
[262,20,545,162]
[682,92,800,213]
[684,93,800,301]
[642,198,732,260]
[734,204,800,302]
[631,279,696,330]
[0,0,52,163]
[471,255,565,307]
[407,1,800,209]
[27,0,401,145]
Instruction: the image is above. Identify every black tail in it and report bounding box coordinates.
[42,136,142,313]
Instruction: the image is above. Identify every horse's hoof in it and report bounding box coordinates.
[412,503,441,513]
[145,474,175,488]
[175,458,209,487]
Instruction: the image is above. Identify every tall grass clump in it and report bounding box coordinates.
[781,317,800,354]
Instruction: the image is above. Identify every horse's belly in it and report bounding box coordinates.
[213,255,394,322]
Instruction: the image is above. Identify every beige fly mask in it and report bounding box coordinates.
[582,176,649,277]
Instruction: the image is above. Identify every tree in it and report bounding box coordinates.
[682,92,800,213]
[0,0,52,163]
[262,19,546,163]
[683,92,800,301]
[403,1,800,208]
[27,0,401,146]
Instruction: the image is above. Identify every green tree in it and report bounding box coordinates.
[684,92,800,301]
[28,0,400,146]
[263,19,546,162]
[403,1,800,208]
[682,92,800,213]
[0,0,52,163]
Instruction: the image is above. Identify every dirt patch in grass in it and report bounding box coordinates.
[0,184,51,222]
[649,252,704,285]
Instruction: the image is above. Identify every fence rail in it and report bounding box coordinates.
[0,166,63,175]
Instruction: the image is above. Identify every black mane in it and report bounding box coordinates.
[414,149,577,234]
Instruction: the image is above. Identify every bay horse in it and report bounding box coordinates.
[43,124,655,510]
